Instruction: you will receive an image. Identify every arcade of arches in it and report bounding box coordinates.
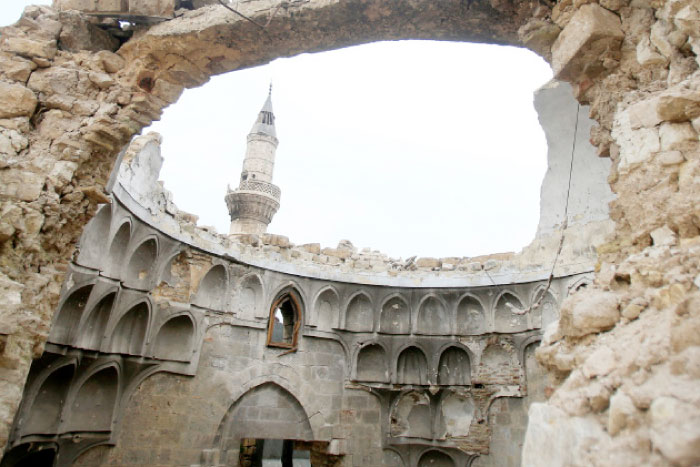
[0,1,699,466]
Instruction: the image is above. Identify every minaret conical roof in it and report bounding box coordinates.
[249,86,276,138]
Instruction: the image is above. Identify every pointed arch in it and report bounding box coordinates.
[77,291,116,350]
[355,343,389,383]
[110,302,150,355]
[493,291,527,333]
[418,449,456,467]
[193,263,228,311]
[124,237,158,289]
[313,286,340,331]
[344,291,373,332]
[153,313,195,361]
[217,382,314,453]
[379,294,410,334]
[390,391,432,438]
[107,219,131,277]
[531,286,559,329]
[437,346,471,386]
[76,204,112,269]
[49,284,94,345]
[237,273,263,319]
[63,365,119,432]
[416,294,450,335]
[396,346,429,385]
[456,294,486,335]
[267,288,303,349]
[21,364,74,436]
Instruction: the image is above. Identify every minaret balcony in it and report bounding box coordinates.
[236,180,281,200]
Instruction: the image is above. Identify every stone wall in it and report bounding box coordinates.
[0,0,698,466]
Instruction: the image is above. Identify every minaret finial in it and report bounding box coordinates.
[269,82,272,96]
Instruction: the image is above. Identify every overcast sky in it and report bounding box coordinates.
[4,2,553,259]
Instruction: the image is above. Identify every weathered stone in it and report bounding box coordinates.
[3,37,57,60]
[0,169,44,201]
[560,291,620,337]
[415,257,441,268]
[650,225,678,246]
[129,0,175,17]
[0,83,37,119]
[636,36,668,67]
[608,391,637,435]
[621,297,648,320]
[659,122,697,150]
[656,150,685,166]
[519,19,561,59]
[551,4,624,81]
[58,11,119,52]
[95,50,125,73]
[650,396,700,466]
[582,346,616,378]
[95,0,127,11]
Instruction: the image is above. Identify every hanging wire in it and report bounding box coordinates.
[484,101,581,315]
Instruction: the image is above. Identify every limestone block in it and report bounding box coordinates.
[657,91,700,122]
[0,56,34,83]
[0,82,37,119]
[519,19,561,58]
[612,109,660,170]
[582,346,616,378]
[54,0,97,10]
[636,36,668,67]
[129,0,175,17]
[551,4,624,81]
[95,0,127,12]
[3,37,57,60]
[560,290,620,337]
[650,396,700,466]
[48,161,78,188]
[299,243,320,254]
[659,122,697,150]
[95,50,125,73]
[621,297,648,320]
[522,403,610,467]
[321,247,351,260]
[27,67,80,95]
[674,5,700,38]
[650,225,678,246]
[650,20,676,58]
[415,257,441,268]
[0,169,44,201]
[608,391,637,435]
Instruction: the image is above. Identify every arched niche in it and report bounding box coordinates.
[533,289,558,329]
[396,346,428,385]
[1,444,57,467]
[110,302,149,355]
[193,264,228,311]
[22,365,74,436]
[416,296,450,335]
[344,293,373,332]
[107,221,131,277]
[237,274,263,319]
[313,287,339,331]
[153,315,195,361]
[437,392,474,439]
[49,285,93,345]
[355,344,389,383]
[124,238,158,289]
[219,383,313,450]
[77,292,116,351]
[76,204,111,269]
[379,296,410,334]
[523,341,546,403]
[494,291,528,333]
[390,391,432,439]
[383,449,405,467]
[456,295,486,335]
[64,367,119,432]
[437,347,471,386]
[418,450,455,467]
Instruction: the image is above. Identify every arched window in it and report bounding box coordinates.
[266,291,302,349]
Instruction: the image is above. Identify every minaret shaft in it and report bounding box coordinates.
[225,91,281,235]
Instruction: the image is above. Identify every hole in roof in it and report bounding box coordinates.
[147,40,552,258]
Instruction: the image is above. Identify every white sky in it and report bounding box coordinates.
[4,2,554,259]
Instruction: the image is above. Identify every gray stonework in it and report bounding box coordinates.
[2,71,600,466]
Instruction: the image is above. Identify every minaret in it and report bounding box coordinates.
[225,87,281,235]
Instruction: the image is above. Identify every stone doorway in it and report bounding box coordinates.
[239,438,311,467]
